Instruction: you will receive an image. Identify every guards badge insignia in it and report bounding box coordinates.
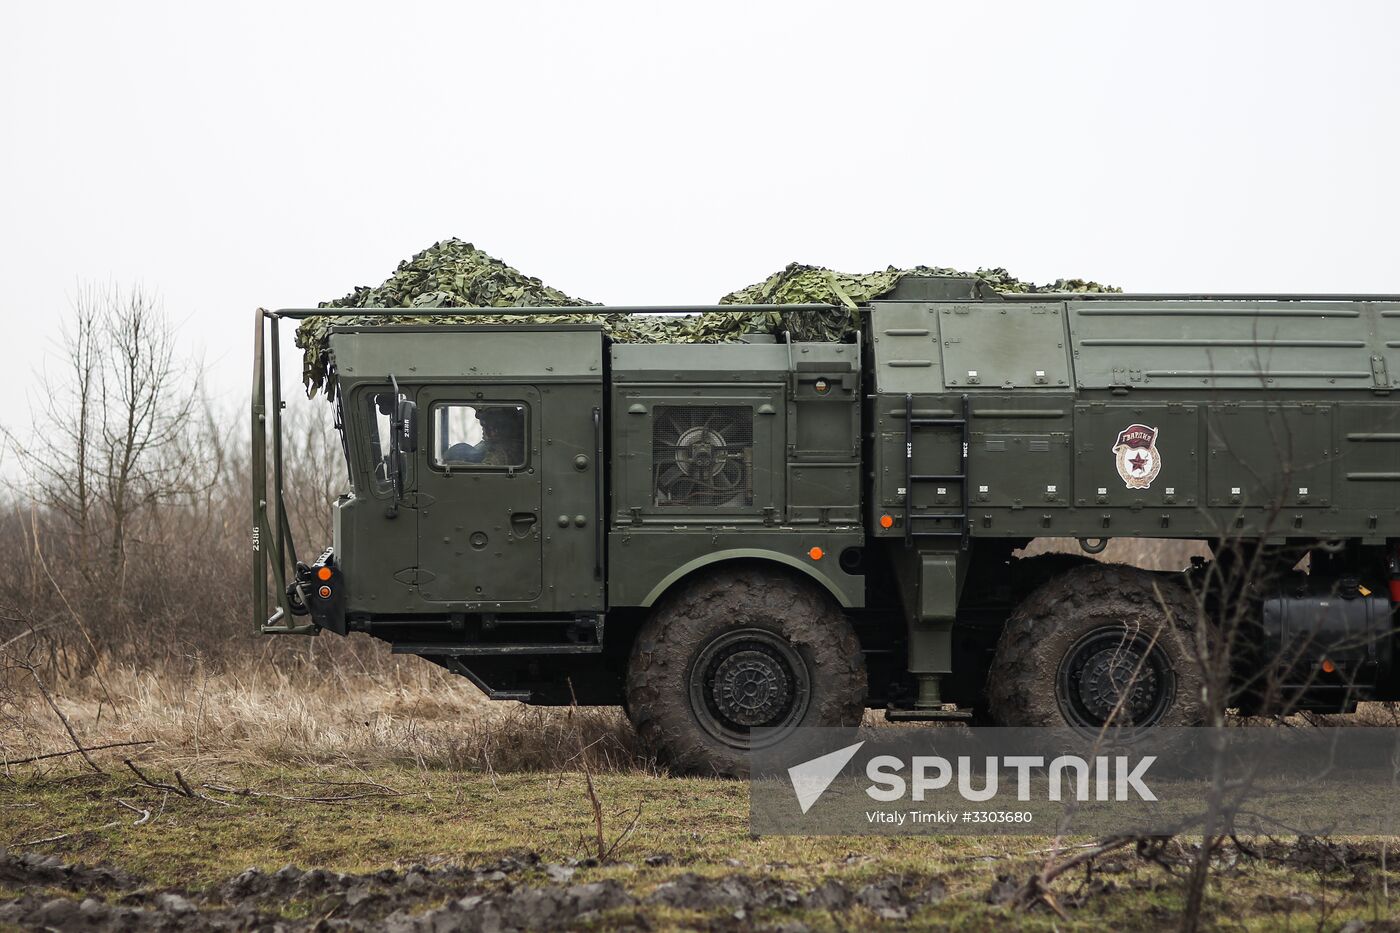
[1113,424,1161,489]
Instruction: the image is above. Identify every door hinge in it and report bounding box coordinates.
[390,491,437,512]
[1110,366,1143,395]
[1371,355,1391,395]
[393,567,437,587]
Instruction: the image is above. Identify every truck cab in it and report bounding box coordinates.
[331,324,605,622]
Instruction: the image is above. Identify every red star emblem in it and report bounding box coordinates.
[1129,452,1149,472]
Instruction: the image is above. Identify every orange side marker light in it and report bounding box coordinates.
[879,514,894,529]
[1321,659,1336,674]
[808,547,824,561]
[316,566,333,581]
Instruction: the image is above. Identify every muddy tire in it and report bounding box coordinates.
[986,563,1205,730]
[1009,552,1094,601]
[625,568,867,778]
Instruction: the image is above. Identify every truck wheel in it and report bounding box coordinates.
[625,568,867,778]
[986,564,1205,730]
[1010,552,1094,601]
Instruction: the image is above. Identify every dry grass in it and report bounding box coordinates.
[2,640,650,776]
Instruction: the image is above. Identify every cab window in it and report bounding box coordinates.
[432,403,528,469]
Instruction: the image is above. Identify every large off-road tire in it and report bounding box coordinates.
[625,568,867,778]
[1009,552,1095,602]
[986,563,1205,730]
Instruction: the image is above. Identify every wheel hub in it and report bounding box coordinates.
[689,628,812,748]
[1076,647,1161,723]
[710,648,792,726]
[1056,626,1175,729]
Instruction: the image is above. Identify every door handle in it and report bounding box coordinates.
[510,512,538,537]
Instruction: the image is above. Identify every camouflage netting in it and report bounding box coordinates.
[296,238,1117,398]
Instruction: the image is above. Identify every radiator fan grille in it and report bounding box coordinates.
[652,405,754,508]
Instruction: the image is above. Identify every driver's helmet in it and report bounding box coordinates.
[478,407,521,432]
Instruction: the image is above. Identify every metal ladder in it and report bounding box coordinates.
[903,393,970,549]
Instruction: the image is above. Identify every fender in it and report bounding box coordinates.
[639,548,858,608]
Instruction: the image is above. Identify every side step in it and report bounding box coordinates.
[433,656,531,702]
[884,705,975,723]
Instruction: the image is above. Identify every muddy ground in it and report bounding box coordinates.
[6,836,1400,932]
[3,848,958,931]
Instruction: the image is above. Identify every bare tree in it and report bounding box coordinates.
[4,282,207,585]
[4,286,104,561]
[97,285,199,572]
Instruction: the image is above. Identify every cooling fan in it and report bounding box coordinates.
[652,406,752,507]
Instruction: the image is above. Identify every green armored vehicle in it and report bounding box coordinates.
[253,277,1400,774]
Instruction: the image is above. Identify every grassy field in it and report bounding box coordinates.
[4,652,1399,931]
[8,762,1397,931]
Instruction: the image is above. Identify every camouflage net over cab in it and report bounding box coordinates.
[295,238,1117,398]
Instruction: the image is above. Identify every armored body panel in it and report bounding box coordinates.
[869,298,1400,546]
[606,340,864,610]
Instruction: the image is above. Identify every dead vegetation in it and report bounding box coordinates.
[1,651,648,776]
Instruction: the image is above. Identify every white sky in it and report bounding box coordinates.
[2,0,1398,439]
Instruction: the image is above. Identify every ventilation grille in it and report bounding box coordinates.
[652,405,754,508]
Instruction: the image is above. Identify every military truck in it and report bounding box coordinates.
[252,277,1400,774]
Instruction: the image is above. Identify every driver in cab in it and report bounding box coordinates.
[445,407,524,467]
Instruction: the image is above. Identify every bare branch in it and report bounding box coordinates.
[15,655,101,773]
[16,826,117,847]
[123,758,184,794]
[200,783,405,803]
[113,798,151,825]
[567,677,607,861]
[123,759,230,806]
[0,623,54,652]
[4,739,153,766]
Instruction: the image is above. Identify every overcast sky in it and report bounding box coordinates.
[3,1,1398,441]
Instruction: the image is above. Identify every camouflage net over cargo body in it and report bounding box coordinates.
[295,238,1117,398]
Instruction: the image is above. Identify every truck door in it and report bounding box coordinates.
[415,385,543,605]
